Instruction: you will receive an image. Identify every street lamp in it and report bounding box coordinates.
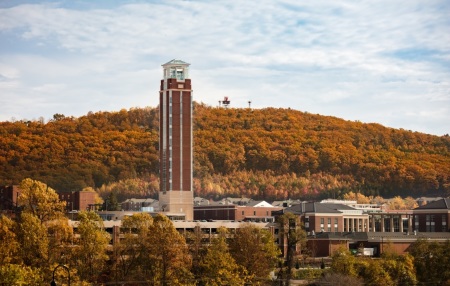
[50,264,70,286]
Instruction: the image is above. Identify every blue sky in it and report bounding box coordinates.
[0,0,449,136]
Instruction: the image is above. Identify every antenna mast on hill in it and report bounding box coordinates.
[221,96,230,108]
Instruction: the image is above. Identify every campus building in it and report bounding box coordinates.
[158,60,194,220]
[0,185,96,213]
[0,185,21,214]
[58,191,96,212]
[413,198,450,232]
[193,200,283,222]
[275,201,371,233]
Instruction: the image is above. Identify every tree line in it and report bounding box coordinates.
[2,179,449,285]
[0,104,449,201]
[0,179,281,285]
[314,240,450,286]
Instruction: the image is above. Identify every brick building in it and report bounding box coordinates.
[277,202,370,233]
[413,198,450,232]
[0,185,21,212]
[58,191,96,212]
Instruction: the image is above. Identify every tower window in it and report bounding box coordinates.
[176,70,184,80]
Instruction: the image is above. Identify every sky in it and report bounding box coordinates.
[0,0,449,136]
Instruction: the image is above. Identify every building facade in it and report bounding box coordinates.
[278,202,371,233]
[159,59,194,220]
[413,198,450,232]
[58,191,96,212]
[0,185,21,213]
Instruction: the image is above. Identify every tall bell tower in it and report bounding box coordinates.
[159,59,193,220]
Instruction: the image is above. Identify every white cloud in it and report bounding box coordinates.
[0,0,448,135]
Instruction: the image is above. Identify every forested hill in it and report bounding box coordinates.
[1,104,449,201]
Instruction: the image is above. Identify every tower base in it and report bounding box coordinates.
[159,190,193,221]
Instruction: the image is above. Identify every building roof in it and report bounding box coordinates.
[222,197,253,206]
[194,197,211,206]
[307,231,450,243]
[416,197,443,203]
[308,231,369,241]
[121,198,156,203]
[194,204,237,210]
[245,200,273,207]
[284,202,359,215]
[414,198,450,210]
[162,59,190,66]
[366,231,450,242]
[271,199,302,207]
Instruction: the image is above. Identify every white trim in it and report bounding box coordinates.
[180,91,183,191]
[191,90,193,192]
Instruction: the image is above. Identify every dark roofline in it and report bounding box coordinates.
[414,198,450,210]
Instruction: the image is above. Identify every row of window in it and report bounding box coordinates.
[419,215,448,232]
[241,210,271,216]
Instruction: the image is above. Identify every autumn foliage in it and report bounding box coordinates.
[1,104,449,201]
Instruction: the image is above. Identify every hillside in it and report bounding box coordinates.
[1,104,449,201]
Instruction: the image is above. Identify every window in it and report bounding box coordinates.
[431,215,435,232]
[443,215,447,232]
[426,215,435,232]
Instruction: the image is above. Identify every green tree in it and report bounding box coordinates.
[343,191,371,204]
[0,215,20,265]
[71,211,110,283]
[115,213,154,281]
[106,190,120,211]
[12,179,73,283]
[313,272,363,286]
[200,228,247,286]
[381,254,417,286]
[185,224,208,283]
[330,246,358,277]
[276,212,307,285]
[410,239,450,285]
[0,264,43,285]
[16,212,49,268]
[18,178,66,223]
[387,196,407,210]
[360,259,394,286]
[146,214,194,285]
[2,106,450,200]
[46,217,74,266]
[230,223,281,284]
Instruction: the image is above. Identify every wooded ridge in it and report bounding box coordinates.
[1,103,449,201]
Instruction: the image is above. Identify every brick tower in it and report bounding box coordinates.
[159,59,193,220]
